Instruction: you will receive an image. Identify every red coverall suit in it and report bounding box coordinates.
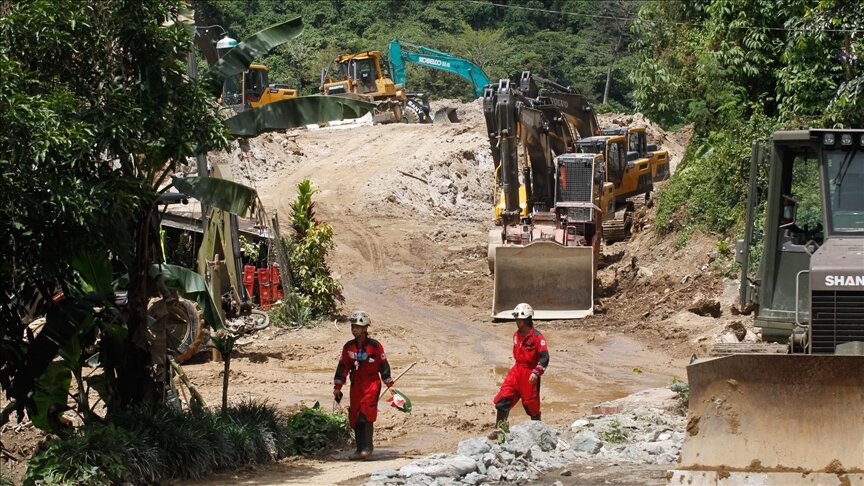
[493,327,549,419]
[333,337,394,429]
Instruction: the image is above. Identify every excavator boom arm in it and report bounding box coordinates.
[388,39,490,98]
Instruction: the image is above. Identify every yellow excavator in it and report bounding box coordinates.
[671,129,864,484]
[222,64,297,111]
[484,72,614,319]
[319,50,431,124]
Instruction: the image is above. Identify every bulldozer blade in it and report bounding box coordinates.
[433,107,459,124]
[492,241,594,320]
[677,354,864,473]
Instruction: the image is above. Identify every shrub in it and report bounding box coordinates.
[655,114,775,238]
[25,423,161,486]
[269,291,315,329]
[25,400,352,485]
[281,179,343,319]
[283,402,351,455]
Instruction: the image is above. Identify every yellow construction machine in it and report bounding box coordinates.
[671,129,864,484]
[319,50,431,124]
[222,63,297,111]
[599,126,670,183]
[484,72,614,319]
[574,126,668,243]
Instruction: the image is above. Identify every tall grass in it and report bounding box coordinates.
[25,401,350,485]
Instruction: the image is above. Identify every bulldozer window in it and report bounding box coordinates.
[824,149,864,234]
[782,156,823,245]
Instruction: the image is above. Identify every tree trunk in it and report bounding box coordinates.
[222,355,231,410]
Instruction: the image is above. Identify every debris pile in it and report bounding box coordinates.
[365,388,686,485]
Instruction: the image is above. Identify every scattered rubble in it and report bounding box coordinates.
[365,388,686,486]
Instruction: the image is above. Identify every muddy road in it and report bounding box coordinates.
[179,103,708,485]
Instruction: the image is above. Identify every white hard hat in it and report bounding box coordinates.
[349,310,371,327]
[512,303,534,319]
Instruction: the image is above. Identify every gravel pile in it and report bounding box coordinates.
[365,387,687,485]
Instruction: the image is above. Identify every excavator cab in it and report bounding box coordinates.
[672,130,864,483]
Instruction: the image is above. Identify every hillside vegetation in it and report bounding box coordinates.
[192,0,640,109]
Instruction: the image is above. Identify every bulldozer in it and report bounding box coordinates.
[221,63,297,112]
[319,50,430,124]
[484,72,614,319]
[671,129,864,484]
[598,126,670,183]
[574,126,668,243]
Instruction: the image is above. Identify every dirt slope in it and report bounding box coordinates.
[182,102,732,485]
[2,101,736,486]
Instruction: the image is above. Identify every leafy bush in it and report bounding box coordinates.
[671,378,690,417]
[269,291,315,329]
[281,180,343,318]
[25,400,350,485]
[655,114,775,238]
[283,402,351,455]
[25,423,161,486]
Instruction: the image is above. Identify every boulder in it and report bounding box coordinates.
[457,438,491,458]
[398,454,477,478]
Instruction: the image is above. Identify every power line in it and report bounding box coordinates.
[461,0,864,34]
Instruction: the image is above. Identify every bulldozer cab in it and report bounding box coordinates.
[737,130,864,346]
[222,64,296,111]
[321,51,398,98]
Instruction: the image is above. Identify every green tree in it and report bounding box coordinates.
[1,0,228,428]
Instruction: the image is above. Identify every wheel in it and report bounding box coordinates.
[403,107,420,124]
[150,297,205,363]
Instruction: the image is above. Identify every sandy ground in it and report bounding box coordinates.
[2,101,742,486]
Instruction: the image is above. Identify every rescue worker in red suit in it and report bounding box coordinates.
[489,303,549,438]
[333,310,394,460]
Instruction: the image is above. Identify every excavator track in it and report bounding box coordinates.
[603,206,632,244]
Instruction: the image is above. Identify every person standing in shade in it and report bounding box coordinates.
[333,310,394,460]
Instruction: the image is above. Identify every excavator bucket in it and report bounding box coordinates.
[433,107,459,124]
[492,241,594,320]
[672,354,864,483]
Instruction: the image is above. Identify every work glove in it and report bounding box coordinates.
[333,389,343,403]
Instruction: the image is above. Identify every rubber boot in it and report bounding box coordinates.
[358,422,374,459]
[349,422,365,461]
[487,409,509,440]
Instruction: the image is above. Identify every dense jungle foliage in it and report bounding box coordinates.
[192,0,640,109]
[632,0,863,238]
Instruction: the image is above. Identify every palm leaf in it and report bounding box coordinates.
[171,176,257,217]
[224,95,376,137]
[149,264,224,331]
[202,17,303,96]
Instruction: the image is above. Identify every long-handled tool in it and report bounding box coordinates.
[379,361,416,400]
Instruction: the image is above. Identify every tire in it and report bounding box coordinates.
[403,107,420,124]
[155,297,204,363]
